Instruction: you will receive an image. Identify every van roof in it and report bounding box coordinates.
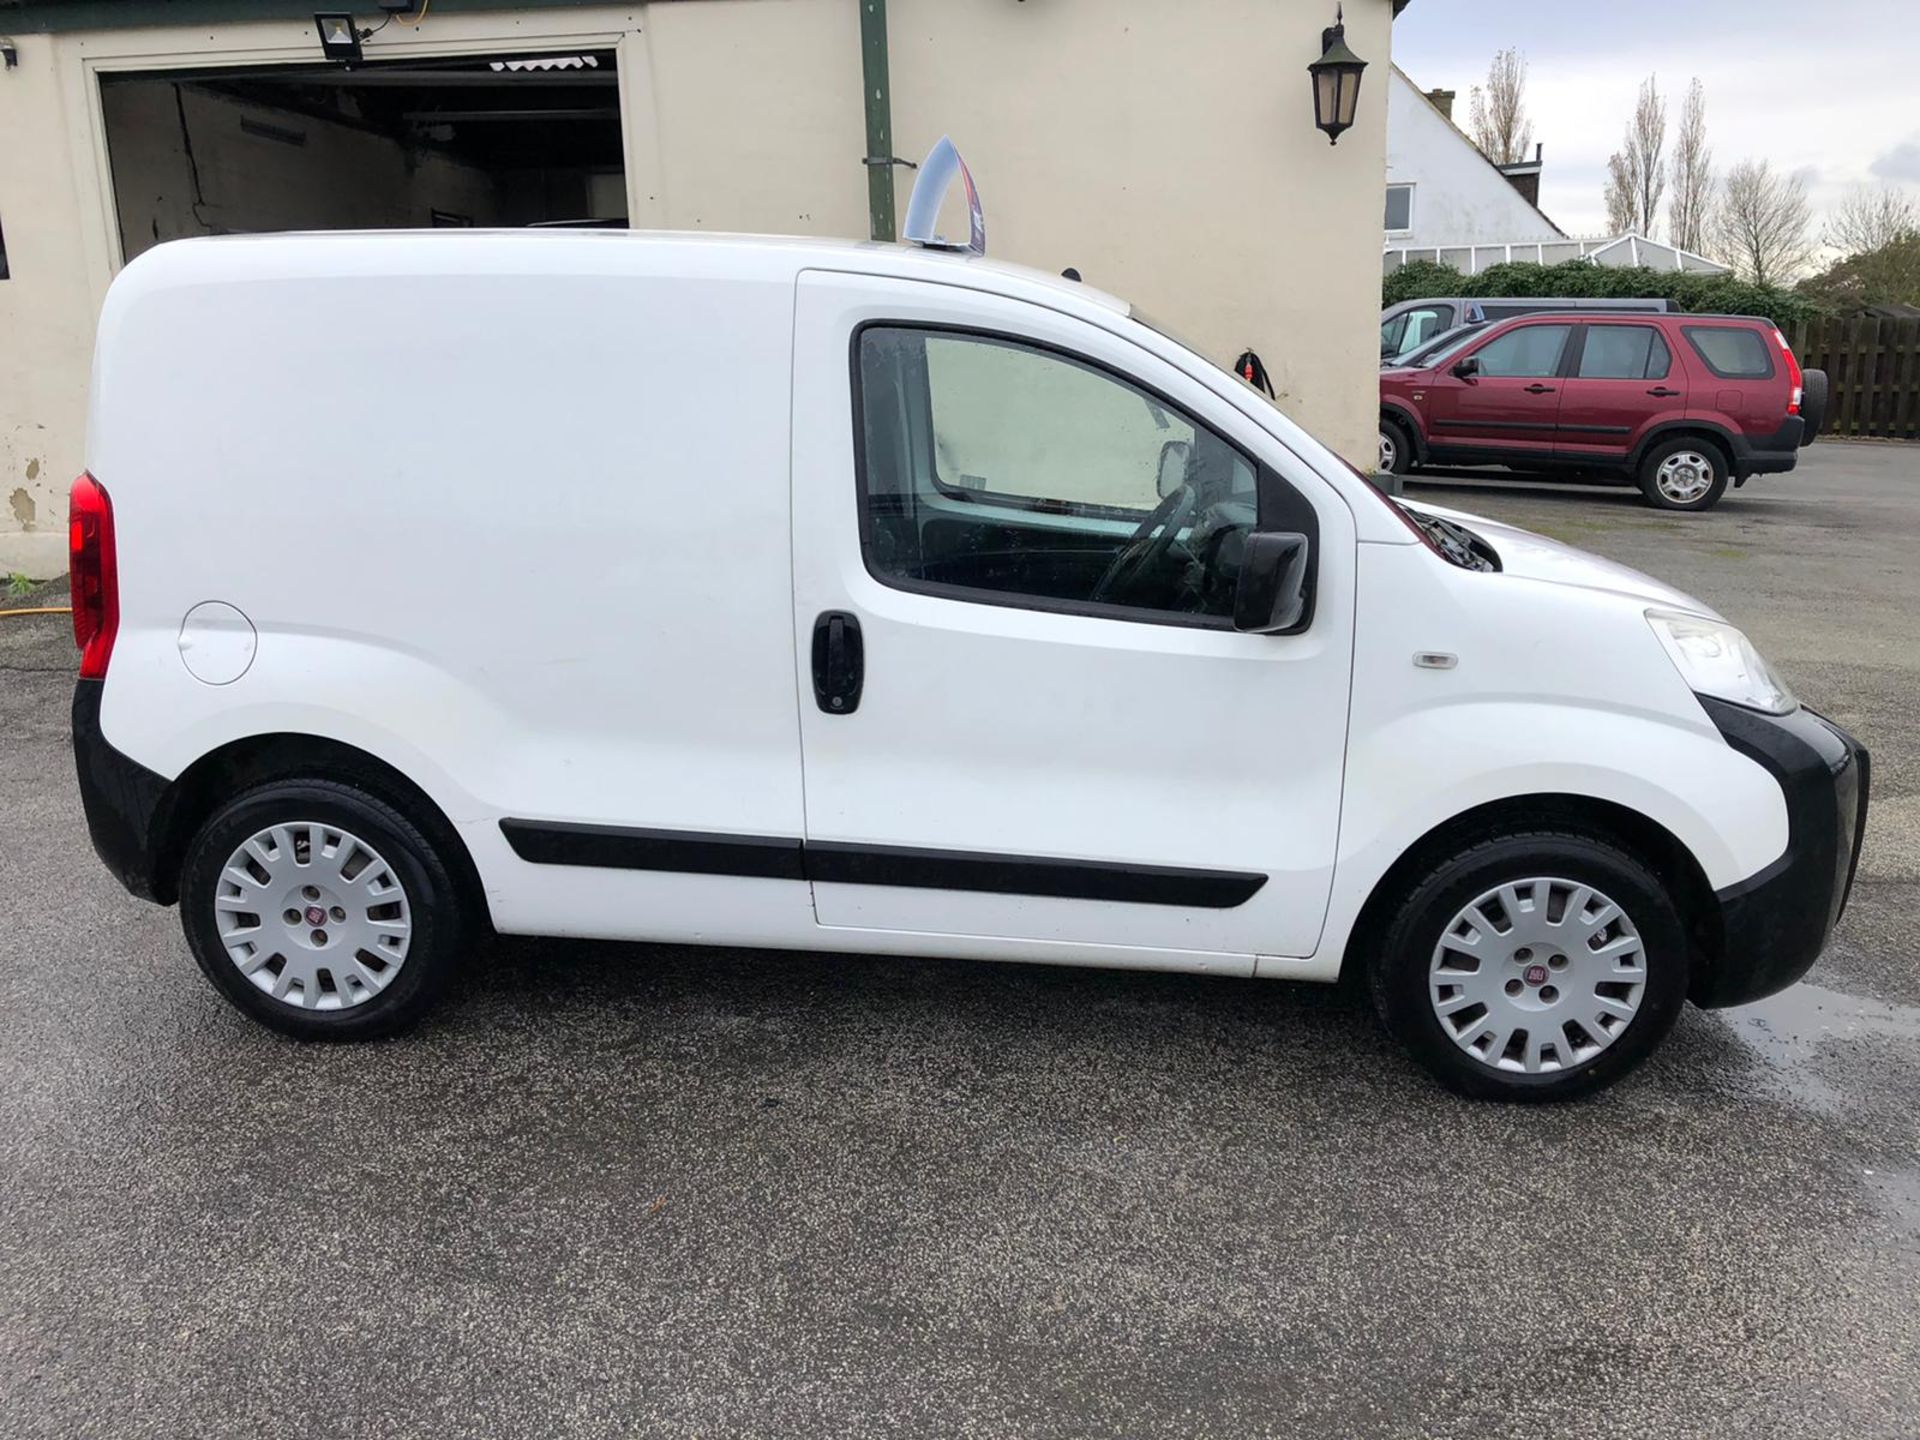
[112,227,1135,320]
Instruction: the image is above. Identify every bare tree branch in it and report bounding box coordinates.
[1824,184,1920,258]
[1619,76,1667,236]
[1668,79,1714,254]
[1713,159,1814,286]
[1468,48,1534,166]
[1604,153,1638,235]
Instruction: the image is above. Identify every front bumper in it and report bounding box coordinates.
[1693,697,1869,1007]
[72,678,174,903]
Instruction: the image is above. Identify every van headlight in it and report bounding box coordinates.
[1646,609,1797,715]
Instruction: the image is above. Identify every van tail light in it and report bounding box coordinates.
[1774,328,1804,416]
[69,472,120,679]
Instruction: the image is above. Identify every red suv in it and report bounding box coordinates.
[1378,313,1827,511]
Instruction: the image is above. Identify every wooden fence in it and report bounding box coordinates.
[1789,316,1920,441]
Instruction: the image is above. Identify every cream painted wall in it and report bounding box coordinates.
[0,33,97,577]
[886,0,1392,468]
[0,0,1392,577]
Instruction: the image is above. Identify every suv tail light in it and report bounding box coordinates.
[1774,328,1804,416]
[69,472,119,679]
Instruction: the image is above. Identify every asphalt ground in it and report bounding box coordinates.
[1,441,1915,1438]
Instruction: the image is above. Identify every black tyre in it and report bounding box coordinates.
[1378,416,1416,475]
[1367,831,1689,1102]
[178,778,468,1039]
[1637,436,1730,511]
[1799,368,1828,446]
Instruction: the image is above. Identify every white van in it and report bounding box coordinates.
[71,230,1867,1100]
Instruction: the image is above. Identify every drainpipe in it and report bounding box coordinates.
[859,0,895,241]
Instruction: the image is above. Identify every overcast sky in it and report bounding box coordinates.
[1391,0,1920,246]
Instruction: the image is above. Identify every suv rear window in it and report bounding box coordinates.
[1683,326,1774,380]
[1579,325,1671,380]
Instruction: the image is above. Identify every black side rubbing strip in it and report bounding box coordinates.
[804,841,1265,907]
[498,821,1267,909]
[499,819,806,880]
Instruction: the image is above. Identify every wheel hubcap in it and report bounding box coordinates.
[1379,430,1398,471]
[1429,877,1646,1074]
[214,822,412,1010]
[1656,451,1713,502]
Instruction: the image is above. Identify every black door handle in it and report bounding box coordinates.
[1524,383,1556,394]
[811,611,864,715]
[1647,386,1681,397]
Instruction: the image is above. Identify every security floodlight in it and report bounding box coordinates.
[314,12,363,64]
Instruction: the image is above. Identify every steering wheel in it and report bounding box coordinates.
[1091,483,1199,604]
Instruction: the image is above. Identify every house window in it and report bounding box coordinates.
[1384,184,1414,233]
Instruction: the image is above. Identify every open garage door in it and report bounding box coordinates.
[101,50,625,264]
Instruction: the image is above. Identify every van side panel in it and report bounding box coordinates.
[88,235,814,943]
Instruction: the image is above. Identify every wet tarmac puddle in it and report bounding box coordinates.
[1715,981,1920,1229]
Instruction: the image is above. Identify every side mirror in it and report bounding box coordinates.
[1451,357,1480,380]
[1233,531,1312,634]
[1156,439,1192,498]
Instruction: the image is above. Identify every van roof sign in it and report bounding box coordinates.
[902,136,986,256]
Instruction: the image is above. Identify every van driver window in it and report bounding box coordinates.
[855,327,1258,623]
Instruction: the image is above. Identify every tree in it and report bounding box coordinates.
[1799,234,1920,311]
[1468,48,1534,166]
[1804,188,1920,309]
[1614,76,1668,236]
[1824,185,1920,258]
[1714,159,1814,286]
[1604,153,1638,234]
[1668,80,1714,254]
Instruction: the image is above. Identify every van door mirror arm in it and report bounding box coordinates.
[1233,531,1312,634]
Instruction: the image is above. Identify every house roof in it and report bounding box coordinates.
[1391,63,1566,239]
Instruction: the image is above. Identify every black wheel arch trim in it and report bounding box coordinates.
[1630,420,1740,471]
[1379,401,1428,461]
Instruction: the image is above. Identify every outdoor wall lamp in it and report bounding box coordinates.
[313,12,363,64]
[1308,4,1367,146]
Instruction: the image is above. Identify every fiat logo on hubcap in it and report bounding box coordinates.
[1523,963,1549,986]
[304,905,326,927]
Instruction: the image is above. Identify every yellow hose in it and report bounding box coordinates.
[0,606,71,618]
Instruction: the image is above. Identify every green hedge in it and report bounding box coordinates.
[1383,259,1814,328]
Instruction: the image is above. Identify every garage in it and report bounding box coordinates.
[100,49,626,262]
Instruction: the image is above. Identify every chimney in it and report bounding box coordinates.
[1498,143,1544,208]
[1425,88,1456,121]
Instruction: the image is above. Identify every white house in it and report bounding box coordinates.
[1383,66,1561,252]
[1381,65,1730,278]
